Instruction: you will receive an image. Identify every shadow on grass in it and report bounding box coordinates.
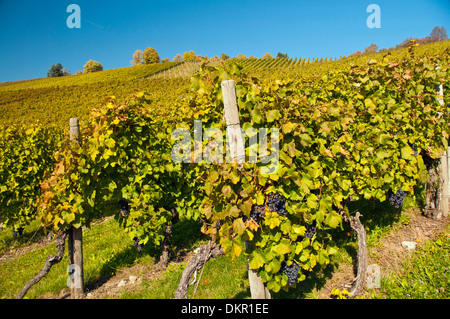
[84,218,206,292]
[87,195,413,298]
[0,220,52,254]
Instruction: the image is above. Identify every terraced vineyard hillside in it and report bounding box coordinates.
[1,40,449,128]
[0,62,187,127]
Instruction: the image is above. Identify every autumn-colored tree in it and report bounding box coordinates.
[349,50,362,58]
[426,26,448,43]
[236,53,247,59]
[221,53,229,61]
[83,60,103,73]
[173,54,183,62]
[183,51,196,62]
[363,43,379,55]
[396,27,448,49]
[396,36,415,49]
[261,53,273,59]
[143,47,160,64]
[276,52,288,59]
[62,68,71,76]
[131,49,144,66]
[75,70,83,75]
[161,57,170,63]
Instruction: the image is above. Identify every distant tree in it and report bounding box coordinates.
[261,53,274,59]
[183,50,196,62]
[131,49,144,66]
[62,68,71,76]
[363,43,379,55]
[276,52,288,59]
[210,56,221,63]
[349,50,362,58]
[396,36,415,49]
[394,27,447,50]
[426,26,448,43]
[221,53,229,61]
[236,53,247,59]
[47,63,65,77]
[417,37,428,45]
[248,55,257,59]
[173,54,183,62]
[143,47,160,64]
[83,60,103,73]
[75,70,83,75]
[161,57,170,63]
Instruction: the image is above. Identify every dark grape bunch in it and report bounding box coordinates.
[388,188,407,208]
[266,192,286,217]
[118,199,130,216]
[407,142,418,157]
[133,236,142,252]
[280,260,300,286]
[12,227,24,238]
[304,222,317,239]
[250,205,266,223]
[248,192,287,223]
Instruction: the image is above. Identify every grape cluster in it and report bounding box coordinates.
[250,205,266,223]
[304,222,317,239]
[248,192,288,223]
[266,192,286,217]
[388,188,407,208]
[12,227,24,238]
[118,199,130,216]
[133,237,142,252]
[408,142,418,157]
[280,260,300,286]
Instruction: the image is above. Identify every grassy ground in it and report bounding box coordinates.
[0,194,448,299]
[374,227,450,299]
[0,217,135,298]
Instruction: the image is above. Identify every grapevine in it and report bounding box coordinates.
[194,42,449,293]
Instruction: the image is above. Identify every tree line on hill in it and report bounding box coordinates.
[47,59,103,78]
[47,26,447,78]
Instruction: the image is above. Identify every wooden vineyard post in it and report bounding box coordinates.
[425,83,448,219]
[68,118,84,298]
[221,80,271,299]
[440,152,448,219]
[437,84,449,218]
[221,80,245,164]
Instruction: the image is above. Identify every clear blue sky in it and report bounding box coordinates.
[0,0,449,82]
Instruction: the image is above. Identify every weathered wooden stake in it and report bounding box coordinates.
[221,80,270,299]
[439,151,448,218]
[446,150,450,218]
[436,84,448,219]
[221,80,245,164]
[68,118,84,299]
